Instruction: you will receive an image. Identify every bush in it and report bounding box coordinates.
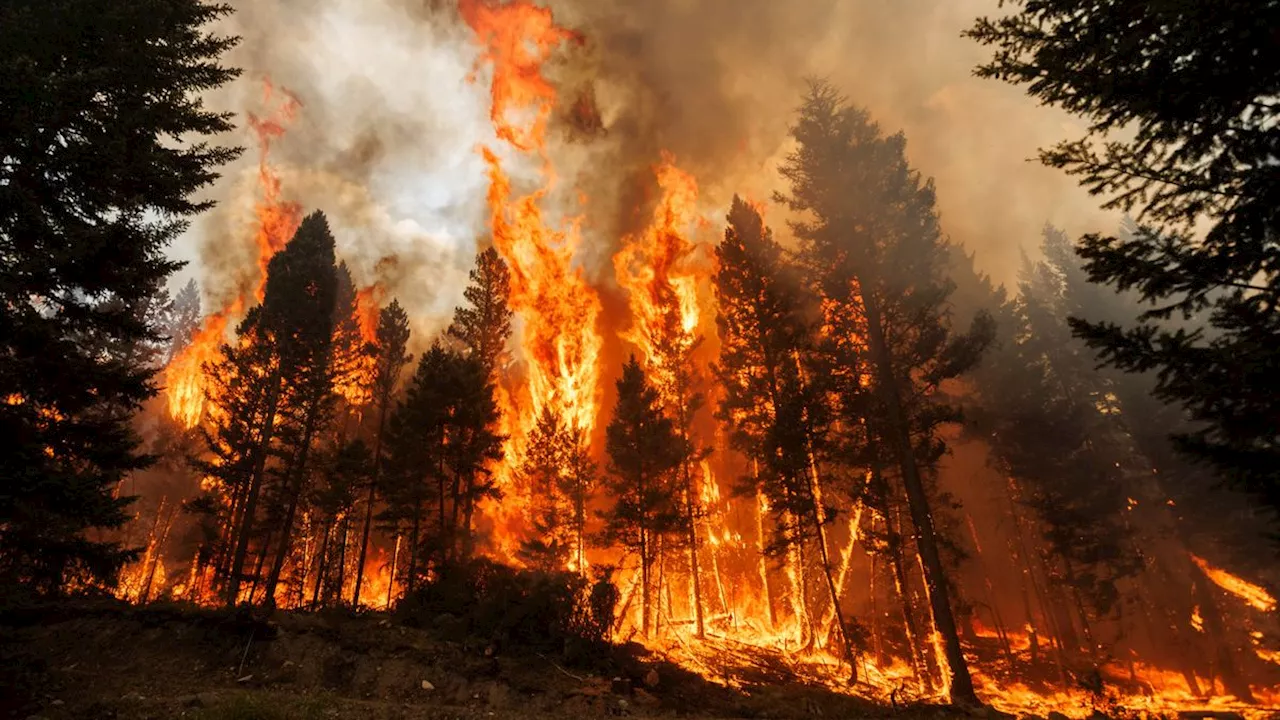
[396,558,616,662]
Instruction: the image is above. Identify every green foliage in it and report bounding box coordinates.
[968,0,1280,523]
[0,0,240,591]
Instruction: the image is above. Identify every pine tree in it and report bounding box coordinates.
[778,81,994,705]
[967,1,1280,525]
[214,212,338,606]
[600,357,687,637]
[169,279,202,363]
[448,246,513,378]
[713,196,858,677]
[381,342,503,589]
[0,0,240,591]
[308,439,372,607]
[518,408,596,573]
[352,300,412,605]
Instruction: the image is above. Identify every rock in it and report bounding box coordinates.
[633,688,660,708]
[610,676,633,696]
[420,680,435,691]
[643,669,659,689]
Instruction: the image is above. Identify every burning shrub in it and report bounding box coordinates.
[395,558,615,664]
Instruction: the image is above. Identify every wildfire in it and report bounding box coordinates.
[613,153,711,393]
[163,79,303,427]
[1191,554,1277,612]
[461,0,604,556]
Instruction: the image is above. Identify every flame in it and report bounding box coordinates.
[613,154,709,393]
[461,0,603,558]
[1191,554,1277,612]
[163,79,303,427]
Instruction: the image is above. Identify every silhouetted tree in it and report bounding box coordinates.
[714,196,857,677]
[0,0,240,591]
[448,246,513,379]
[518,408,596,573]
[352,299,412,605]
[778,80,994,705]
[968,0,1280,525]
[599,357,686,637]
[169,279,203,363]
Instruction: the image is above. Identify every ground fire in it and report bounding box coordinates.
[7,0,1279,719]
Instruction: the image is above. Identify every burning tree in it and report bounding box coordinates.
[713,196,858,677]
[518,408,597,573]
[194,212,339,607]
[600,357,689,638]
[448,247,513,379]
[779,80,995,705]
[380,343,505,590]
[351,299,413,606]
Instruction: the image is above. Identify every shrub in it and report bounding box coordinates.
[396,558,617,662]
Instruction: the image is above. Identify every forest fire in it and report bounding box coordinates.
[87,1,1280,719]
[163,80,303,428]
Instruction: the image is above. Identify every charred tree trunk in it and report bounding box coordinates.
[353,399,390,605]
[226,377,283,606]
[263,404,324,608]
[684,457,705,639]
[861,292,977,705]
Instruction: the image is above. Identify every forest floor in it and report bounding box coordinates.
[0,598,976,720]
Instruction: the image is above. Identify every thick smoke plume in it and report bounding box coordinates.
[175,0,1113,324]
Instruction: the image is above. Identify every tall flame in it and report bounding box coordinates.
[163,80,303,427]
[613,153,709,390]
[461,0,603,554]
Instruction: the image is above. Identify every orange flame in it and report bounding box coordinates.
[163,79,303,427]
[461,0,603,558]
[1191,554,1277,612]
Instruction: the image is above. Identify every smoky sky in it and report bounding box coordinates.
[172,0,1116,331]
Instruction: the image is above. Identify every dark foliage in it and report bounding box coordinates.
[968,0,1280,524]
[0,0,240,591]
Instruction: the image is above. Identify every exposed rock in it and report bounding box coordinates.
[420,679,435,691]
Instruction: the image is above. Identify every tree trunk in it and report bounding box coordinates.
[353,399,390,605]
[226,376,282,606]
[862,292,977,705]
[312,520,332,608]
[263,403,323,608]
[684,458,705,638]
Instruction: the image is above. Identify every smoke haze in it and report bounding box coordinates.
[173,0,1115,327]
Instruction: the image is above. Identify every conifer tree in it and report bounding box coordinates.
[713,196,858,677]
[968,1,1280,523]
[352,300,412,605]
[169,279,202,363]
[518,408,596,573]
[381,343,503,588]
[309,439,371,606]
[448,247,513,378]
[214,212,338,606]
[0,0,240,590]
[600,357,686,637]
[778,81,993,705]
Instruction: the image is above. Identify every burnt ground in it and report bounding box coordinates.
[0,599,968,720]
